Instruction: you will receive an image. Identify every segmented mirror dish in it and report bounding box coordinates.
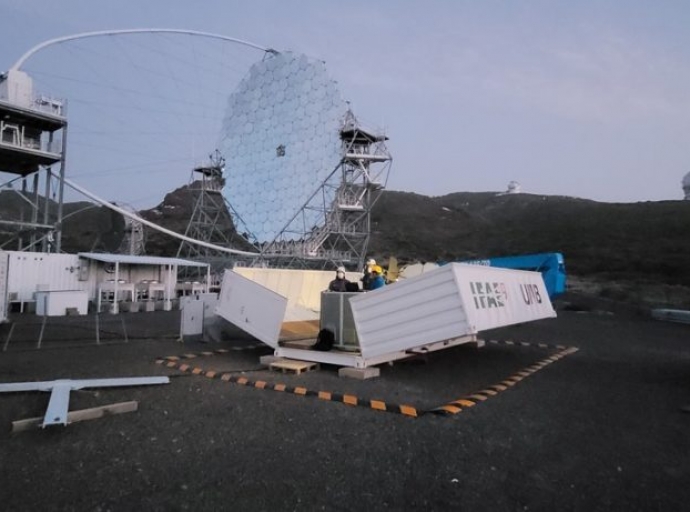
[219,51,348,241]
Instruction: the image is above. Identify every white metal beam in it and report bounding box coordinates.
[8,29,274,72]
[0,376,170,427]
[63,177,260,257]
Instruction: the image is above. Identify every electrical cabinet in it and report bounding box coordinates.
[320,291,360,351]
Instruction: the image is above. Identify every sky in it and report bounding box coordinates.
[1,0,689,208]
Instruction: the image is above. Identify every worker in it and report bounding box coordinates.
[328,266,350,292]
[369,265,386,290]
[361,258,376,291]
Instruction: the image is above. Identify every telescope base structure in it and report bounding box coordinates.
[211,264,556,370]
[274,334,478,369]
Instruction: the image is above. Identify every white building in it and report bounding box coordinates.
[0,251,209,318]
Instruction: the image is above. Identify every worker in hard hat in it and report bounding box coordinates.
[361,258,376,291]
[369,265,386,290]
[328,266,350,292]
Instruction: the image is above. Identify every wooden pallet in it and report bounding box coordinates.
[269,359,320,375]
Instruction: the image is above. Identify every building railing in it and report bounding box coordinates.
[0,121,62,155]
[33,93,67,117]
[0,90,67,118]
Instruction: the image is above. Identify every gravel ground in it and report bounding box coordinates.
[0,308,689,511]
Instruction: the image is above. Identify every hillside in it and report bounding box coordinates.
[2,186,689,306]
[370,191,690,288]
[138,184,255,255]
[0,190,125,253]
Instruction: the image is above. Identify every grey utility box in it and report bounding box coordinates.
[180,292,219,341]
[320,291,361,351]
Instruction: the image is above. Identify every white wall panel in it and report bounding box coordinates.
[215,270,287,347]
[351,265,470,358]
[35,290,88,316]
[234,267,360,315]
[6,251,83,302]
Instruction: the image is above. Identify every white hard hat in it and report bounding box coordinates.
[336,266,346,273]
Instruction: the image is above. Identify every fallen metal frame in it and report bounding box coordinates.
[0,376,169,427]
[274,335,478,369]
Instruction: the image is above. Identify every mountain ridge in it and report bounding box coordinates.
[2,186,689,305]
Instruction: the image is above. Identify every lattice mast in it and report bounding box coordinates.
[177,150,254,262]
[0,70,68,252]
[321,109,391,269]
[261,109,391,270]
[114,203,145,255]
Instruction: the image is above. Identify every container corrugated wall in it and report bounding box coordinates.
[350,265,470,359]
[234,267,360,316]
[7,251,83,302]
[350,263,557,360]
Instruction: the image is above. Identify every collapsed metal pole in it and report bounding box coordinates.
[62,177,259,257]
[0,376,170,427]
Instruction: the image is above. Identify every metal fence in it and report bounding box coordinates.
[1,310,180,352]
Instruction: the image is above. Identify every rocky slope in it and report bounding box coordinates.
[3,186,689,306]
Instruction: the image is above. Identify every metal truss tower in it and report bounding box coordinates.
[0,70,68,253]
[113,203,145,255]
[260,109,392,270]
[177,151,259,276]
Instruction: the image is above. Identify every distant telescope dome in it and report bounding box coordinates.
[506,181,522,194]
[683,171,690,200]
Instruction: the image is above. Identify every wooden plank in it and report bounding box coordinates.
[279,320,320,341]
[269,359,319,375]
[12,401,139,433]
[279,338,317,350]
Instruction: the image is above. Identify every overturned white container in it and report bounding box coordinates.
[352,263,555,359]
[274,263,556,367]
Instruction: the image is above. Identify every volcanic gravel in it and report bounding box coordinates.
[1,308,689,511]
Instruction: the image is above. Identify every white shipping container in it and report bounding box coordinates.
[349,265,468,359]
[350,263,555,359]
[220,264,556,368]
[6,251,83,303]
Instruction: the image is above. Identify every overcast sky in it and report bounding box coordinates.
[1,0,689,207]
